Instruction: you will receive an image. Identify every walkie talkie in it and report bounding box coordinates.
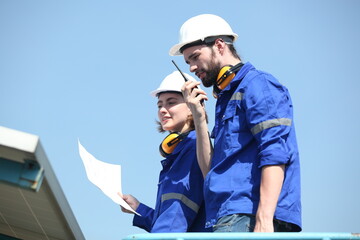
[171,60,204,105]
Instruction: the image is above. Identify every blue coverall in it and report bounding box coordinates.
[133,130,208,232]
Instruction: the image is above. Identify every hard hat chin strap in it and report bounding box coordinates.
[204,36,234,45]
[180,35,234,53]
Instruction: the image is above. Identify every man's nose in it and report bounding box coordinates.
[190,64,197,73]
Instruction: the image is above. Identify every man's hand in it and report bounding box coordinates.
[181,81,208,121]
[254,165,285,232]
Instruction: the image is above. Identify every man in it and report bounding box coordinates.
[169,14,301,232]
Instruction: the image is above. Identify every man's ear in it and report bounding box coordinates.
[214,38,226,55]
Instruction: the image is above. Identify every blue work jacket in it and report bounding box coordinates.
[133,130,209,232]
[205,62,301,230]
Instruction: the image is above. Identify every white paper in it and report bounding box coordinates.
[78,140,140,216]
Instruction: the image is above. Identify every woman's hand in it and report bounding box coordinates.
[119,193,140,214]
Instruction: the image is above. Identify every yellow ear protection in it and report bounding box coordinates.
[213,62,244,98]
[159,132,190,157]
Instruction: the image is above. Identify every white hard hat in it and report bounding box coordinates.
[150,71,199,97]
[169,14,238,56]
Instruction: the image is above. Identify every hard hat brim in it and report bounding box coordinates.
[169,41,190,56]
[150,71,199,97]
[150,89,181,97]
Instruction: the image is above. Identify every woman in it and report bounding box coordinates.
[121,71,209,232]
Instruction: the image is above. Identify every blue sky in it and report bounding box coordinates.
[1,1,359,239]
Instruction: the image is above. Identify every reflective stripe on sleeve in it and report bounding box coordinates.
[230,92,243,101]
[161,193,200,213]
[251,118,292,135]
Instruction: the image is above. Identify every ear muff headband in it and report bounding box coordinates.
[159,132,190,158]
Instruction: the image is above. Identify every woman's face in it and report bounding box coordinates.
[157,92,191,133]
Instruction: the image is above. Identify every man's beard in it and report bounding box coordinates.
[200,52,222,88]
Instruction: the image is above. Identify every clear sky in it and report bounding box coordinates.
[1,1,359,239]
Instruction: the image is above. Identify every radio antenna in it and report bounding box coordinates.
[172,60,189,82]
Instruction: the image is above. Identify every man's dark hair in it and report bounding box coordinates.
[228,43,241,60]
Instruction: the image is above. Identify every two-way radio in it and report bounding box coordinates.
[171,60,204,105]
